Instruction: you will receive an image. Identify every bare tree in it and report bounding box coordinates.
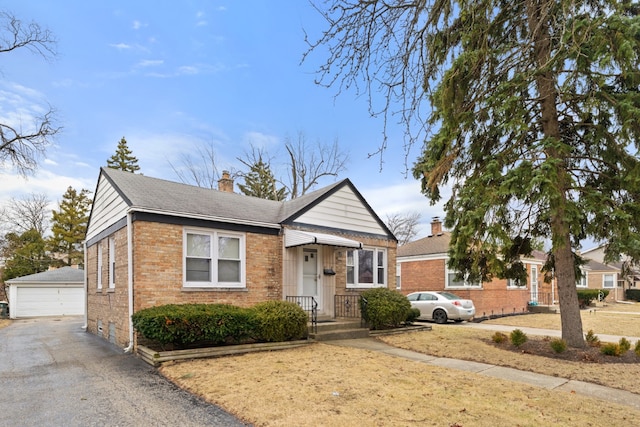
[0,192,50,236]
[385,211,421,246]
[284,131,349,199]
[0,11,60,175]
[169,141,221,189]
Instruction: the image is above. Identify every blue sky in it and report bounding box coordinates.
[0,1,445,238]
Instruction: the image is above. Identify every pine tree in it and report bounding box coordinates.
[106,137,140,173]
[238,160,288,201]
[2,229,52,281]
[48,186,92,267]
[309,0,640,348]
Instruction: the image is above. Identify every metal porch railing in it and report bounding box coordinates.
[286,296,318,334]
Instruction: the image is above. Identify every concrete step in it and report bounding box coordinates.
[311,320,364,333]
[309,327,370,341]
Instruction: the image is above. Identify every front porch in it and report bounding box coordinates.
[287,294,370,341]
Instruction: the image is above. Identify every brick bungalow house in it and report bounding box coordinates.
[581,245,635,301]
[84,167,396,350]
[397,218,546,318]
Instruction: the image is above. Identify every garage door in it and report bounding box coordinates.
[14,287,84,317]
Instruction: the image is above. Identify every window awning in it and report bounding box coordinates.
[284,229,362,249]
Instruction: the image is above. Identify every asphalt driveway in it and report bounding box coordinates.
[0,317,249,427]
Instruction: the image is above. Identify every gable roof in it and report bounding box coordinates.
[397,232,451,257]
[87,168,395,242]
[6,266,84,284]
[98,167,284,227]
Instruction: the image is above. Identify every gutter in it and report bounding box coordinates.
[82,240,88,330]
[123,211,134,353]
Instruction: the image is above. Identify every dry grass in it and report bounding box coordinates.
[160,302,640,426]
[0,319,11,329]
[482,302,640,336]
[161,343,640,427]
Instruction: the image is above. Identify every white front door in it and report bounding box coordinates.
[301,248,322,311]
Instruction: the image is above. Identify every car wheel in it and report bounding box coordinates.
[433,309,448,324]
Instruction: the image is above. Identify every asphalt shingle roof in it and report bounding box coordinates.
[397,232,451,257]
[101,167,347,228]
[7,266,84,283]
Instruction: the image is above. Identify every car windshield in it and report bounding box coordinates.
[437,292,462,300]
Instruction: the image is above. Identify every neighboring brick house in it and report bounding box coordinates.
[576,258,621,301]
[84,167,396,350]
[581,245,636,301]
[396,218,545,318]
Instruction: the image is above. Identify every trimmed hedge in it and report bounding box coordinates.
[626,289,640,302]
[577,289,609,308]
[360,287,412,330]
[132,301,308,347]
[253,300,308,342]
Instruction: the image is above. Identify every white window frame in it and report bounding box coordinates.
[97,242,103,290]
[395,263,401,290]
[577,269,588,288]
[445,268,481,289]
[346,247,387,288]
[108,237,115,289]
[507,278,522,288]
[603,274,615,289]
[183,228,246,288]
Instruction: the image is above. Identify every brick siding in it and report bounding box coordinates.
[398,258,538,317]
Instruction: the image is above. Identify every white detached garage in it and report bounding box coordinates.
[6,267,85,319]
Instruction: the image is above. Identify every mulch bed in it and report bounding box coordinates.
[489,336,640,364]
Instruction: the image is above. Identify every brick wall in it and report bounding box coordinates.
[398,258,536,317]
[87,219,284,348]
[86,227,130,347]
[87,218,395,348]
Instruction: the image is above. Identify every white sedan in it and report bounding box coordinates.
[407,291,475,324]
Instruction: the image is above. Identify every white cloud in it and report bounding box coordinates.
[360,179,446,239]
[242,131,280,150]
[132,20,147,30]
[136,59,164,68]
[109,43,132,50]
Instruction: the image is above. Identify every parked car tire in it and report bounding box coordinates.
[433,309,448,324]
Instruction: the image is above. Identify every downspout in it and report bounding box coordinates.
[82,240,88,330]
[123,211,134,353]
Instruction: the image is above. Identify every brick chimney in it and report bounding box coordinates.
[218,170,234,193]
[431,217,443,236]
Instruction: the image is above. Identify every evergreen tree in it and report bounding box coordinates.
[238,159,288,201]
[106,137,140,173]
[48,186,92,267]
[308,0,640,347]
[2,229,51,281]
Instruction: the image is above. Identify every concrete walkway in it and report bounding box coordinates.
[327,328,640,411]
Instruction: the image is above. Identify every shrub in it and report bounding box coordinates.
[585,329,601,347]
[600,343,622,357]
[360,287,412,330]
[635,340,640,357]
[626,289,640,302]
[405,308,421,324]
[549,338,567,353]
[510,329,528,348]
[492,332,508,344]
[131,303,258,346]
[252,300,308,342]
[619,337,631,353]
[577,289,609,308]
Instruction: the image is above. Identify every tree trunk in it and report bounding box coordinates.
[553,229,586,348]
[526,0,585,347]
